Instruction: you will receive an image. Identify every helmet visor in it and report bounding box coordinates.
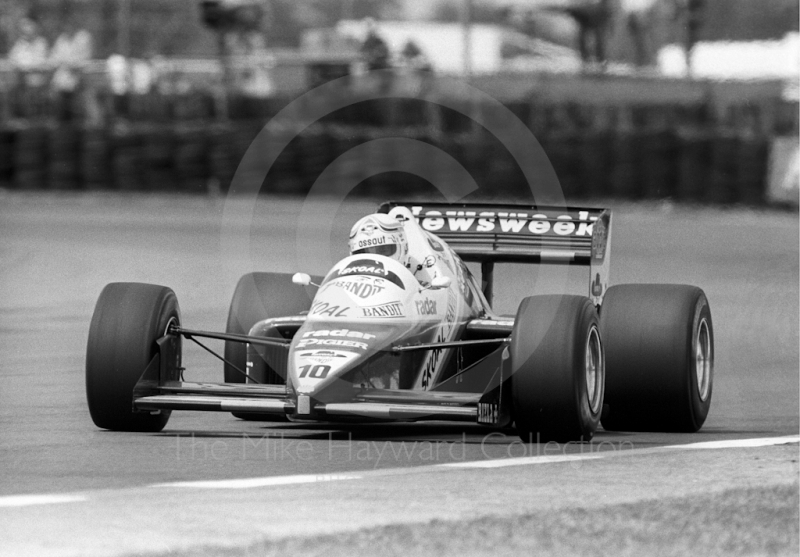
[354,244,397,257]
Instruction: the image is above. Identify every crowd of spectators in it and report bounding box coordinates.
[3,15,94,120]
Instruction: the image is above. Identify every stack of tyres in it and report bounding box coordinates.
[263,125,299,194]
[207,123,236,192]
[296,126,332,195]
[143,125,175,192]
[736,135,769,205]
[675,129,711,202]
[14,124,48,190]
[361,128,398,197]
[609,132,640,199]
[111,125,143,191]
[452,131,489,195]
[707,133,739,204]
[577,131,613,199]
[640,130,677,199]
[325,125,364,195]
[81,127,111,190]
[173,125,208,193]
[48,125,80,190]
[542,131,580,199]
[231,123,264,193]
[0,127,14,188]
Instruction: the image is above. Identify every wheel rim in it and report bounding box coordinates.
[695,318,712,402]
[164,316,178,337]
[585,326,603,414]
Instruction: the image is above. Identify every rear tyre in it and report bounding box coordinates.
[511,295,604,443]
[224,272,315,420]
[600,284,714,433]
[86,282,180,432]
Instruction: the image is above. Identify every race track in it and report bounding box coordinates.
[0,192,797,556]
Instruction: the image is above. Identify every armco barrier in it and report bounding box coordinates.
[0,123,780,204]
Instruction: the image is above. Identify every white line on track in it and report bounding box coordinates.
[151,473,363,490]
[0,494,88,508]
[671,436,800,450]
[443,453,606,469]
[1,435,797,505]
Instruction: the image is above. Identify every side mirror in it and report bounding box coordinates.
[429,276,451,290]
[292,273,313,286]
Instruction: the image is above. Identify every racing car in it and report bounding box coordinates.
[86,202,714,442]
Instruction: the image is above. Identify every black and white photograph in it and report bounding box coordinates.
[1,0,798,555]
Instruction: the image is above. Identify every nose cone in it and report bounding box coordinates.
[292,348,360,396]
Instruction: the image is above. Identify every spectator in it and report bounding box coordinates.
[399,39,433,96]
[50,18,93,120]
[359,18,392,98]
[8,17,48,117]
[360,18,390,72]
[400,40,431,72]
[621,0,658,67]
[545,0,613,69]
[8,17,47,71]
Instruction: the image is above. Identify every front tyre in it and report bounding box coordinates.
[86,283,180,432]
[224,272,315,421]
[511,295,604,443]
[600,284,714,432]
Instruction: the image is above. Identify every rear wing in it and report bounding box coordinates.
[379,202,612,306]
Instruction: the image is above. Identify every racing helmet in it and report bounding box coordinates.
[348,213,409,267]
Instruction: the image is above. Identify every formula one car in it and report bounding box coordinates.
[86,202,714,442]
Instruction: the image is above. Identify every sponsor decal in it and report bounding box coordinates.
[299,350,348,365]
[478,402,499,424]
[329,278,386,299]
[298,364,331,379]
[361,301,405,318]
[455,261,475,307]
[309,302,350,318]
[412,207,599,237]
[357,236,387,249]
[423,255,436,268]
[296,338,368,350]
[419,289,458,389]
[337,258,405,290]
[592,273,603,298]
[591,217,607,261]
[302,329,376,340]
[416,299,437,315]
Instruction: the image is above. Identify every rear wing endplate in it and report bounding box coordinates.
[380,202,612,305]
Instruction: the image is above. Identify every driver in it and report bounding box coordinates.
[348,212,436,285]
[348,213,410,267]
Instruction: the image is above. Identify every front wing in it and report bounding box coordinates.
[132,325,514,427]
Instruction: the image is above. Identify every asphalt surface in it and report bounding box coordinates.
[0,192,797,555]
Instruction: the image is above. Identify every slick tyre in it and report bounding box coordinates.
[511,295,604,443]
[224,272,316,421]
[86,282,180,432]
[599,284,714,432]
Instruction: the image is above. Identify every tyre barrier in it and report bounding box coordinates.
[48,126,80,190]
[0,127,16,188]
[0,123,777,204]
[14,125,48,190]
